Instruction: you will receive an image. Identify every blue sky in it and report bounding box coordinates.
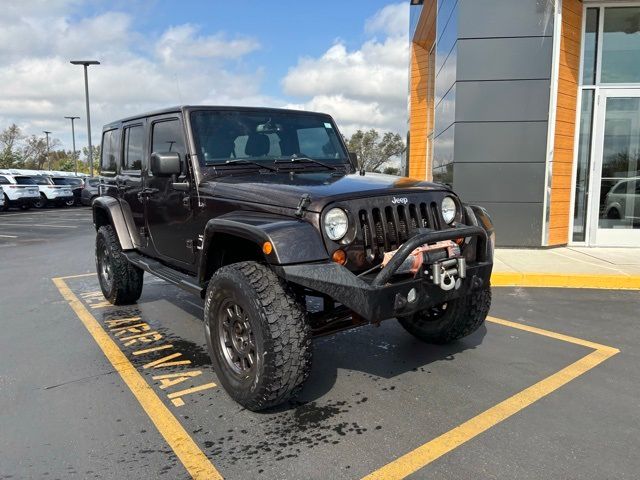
[0,0,409,152]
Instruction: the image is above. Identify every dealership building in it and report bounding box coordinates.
[406,0,640,247]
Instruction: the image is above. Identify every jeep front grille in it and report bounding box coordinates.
[359,202,440,260]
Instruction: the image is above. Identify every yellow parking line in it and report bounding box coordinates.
[491,271,640,290]
[363,317,619,480]
[52,277,223,480]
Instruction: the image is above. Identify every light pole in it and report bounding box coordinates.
[43,131,51,171]
[64,116,80,175]
[70,60,100,176]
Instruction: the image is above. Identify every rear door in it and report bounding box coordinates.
[119,122,150,252]
[145,115,195,266]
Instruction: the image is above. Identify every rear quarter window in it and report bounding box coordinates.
[101,129,119,174]
[0,176,9,185]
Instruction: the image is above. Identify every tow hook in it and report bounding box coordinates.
[431,257,466,291]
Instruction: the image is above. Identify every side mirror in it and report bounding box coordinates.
[150,152,181,177]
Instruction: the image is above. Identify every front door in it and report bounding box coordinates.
[145,116,196,267]
[589,90,640,246]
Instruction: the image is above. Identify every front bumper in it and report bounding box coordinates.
[279,224,493,323]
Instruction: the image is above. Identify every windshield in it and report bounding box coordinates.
[52,178,72,185]
[15,176,37,185]
[190,110,349,167]
[32,177,51,185]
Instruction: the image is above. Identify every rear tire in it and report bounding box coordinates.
[33,194,47,209]
[204,261,312,411]
[2,194,9,211]
[96,225,144,305]
[398,287,491,344]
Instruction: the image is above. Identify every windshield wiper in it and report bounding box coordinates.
[273,156,337,171]
[223,159,277,171]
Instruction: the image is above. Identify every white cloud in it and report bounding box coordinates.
[0,2,269,153]
[283,2,409,136]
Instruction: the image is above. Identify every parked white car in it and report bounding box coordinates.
[30,175,75,208]
[604,177,640,223]
[0,174,41,210]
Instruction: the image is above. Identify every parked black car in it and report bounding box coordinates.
[51,177,84,206]
[92,106,494,410]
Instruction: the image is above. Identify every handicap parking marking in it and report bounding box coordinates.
[363,316,620,480]
[52,274,222,480]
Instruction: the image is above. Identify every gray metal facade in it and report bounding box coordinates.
[432,0,556,246]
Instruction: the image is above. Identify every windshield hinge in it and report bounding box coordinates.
[295,194,311,217]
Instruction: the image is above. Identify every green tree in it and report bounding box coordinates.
[346,129,405,173]
[0,124,24,168]
[81,145,101,175]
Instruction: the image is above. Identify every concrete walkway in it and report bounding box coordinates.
[492,247,640,289]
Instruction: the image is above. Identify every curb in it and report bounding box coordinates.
[491,272,640,290]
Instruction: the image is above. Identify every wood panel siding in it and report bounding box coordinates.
[408,2,436,180]
[548,0,583,246]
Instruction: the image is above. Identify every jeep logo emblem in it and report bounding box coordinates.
[392,197,408,205]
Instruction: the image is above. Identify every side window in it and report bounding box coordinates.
[123,125,145,171]
[0,176,10,185]
[151,119,186,158]
[100,129,118,172]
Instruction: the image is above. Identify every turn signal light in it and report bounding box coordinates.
[332,249,347,265]
[262,241,273,255]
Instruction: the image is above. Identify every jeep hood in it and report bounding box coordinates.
[199,171,450,212]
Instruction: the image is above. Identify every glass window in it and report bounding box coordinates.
[123,125,144,171]
[32,177,50,185]
[190,110,348,166]
[582,8,599,85]
[15,176,37,185]
[101,129,118,172]
[601,7,640,84]
[151,119,186,158]
[0,176,8,184]
[88,179,99,187]
[572,91,596,242]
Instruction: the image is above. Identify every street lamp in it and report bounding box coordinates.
[64,116,80,175]
[70,60,100,176]
[43,131,51,171]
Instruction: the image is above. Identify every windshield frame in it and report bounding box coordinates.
[188,108,353,172]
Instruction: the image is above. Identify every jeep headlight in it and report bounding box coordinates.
[324,208,348,241]
[441,196,457,224]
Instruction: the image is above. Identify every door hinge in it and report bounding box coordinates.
[186,239,194,250]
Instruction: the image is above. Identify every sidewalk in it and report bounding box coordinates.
[492,247,640,289]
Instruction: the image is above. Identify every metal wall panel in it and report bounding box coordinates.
[457,37,553,81]
[474,202,545,247]
[453,122,548,164]
[453,162,546,203]
[455,80,551,123]
[458,0,555,38]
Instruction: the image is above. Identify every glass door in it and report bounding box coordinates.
[589,90,640,246]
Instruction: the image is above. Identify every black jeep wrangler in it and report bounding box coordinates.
[93,106,494,411]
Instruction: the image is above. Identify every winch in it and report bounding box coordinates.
[382,240,466,291]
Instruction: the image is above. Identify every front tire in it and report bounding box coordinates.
[398,287,491,344]
[96,225,144,305]
[204,261,312,411]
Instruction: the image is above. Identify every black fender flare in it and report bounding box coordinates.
[92,196,140,250]
[198,211,329,285]
[464,204,495,261]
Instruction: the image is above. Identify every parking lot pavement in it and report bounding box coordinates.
[1,210,638,479]
[0,206,93,247]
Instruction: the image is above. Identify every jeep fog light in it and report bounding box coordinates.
[324,208,348,240]
[441,196,457,224]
